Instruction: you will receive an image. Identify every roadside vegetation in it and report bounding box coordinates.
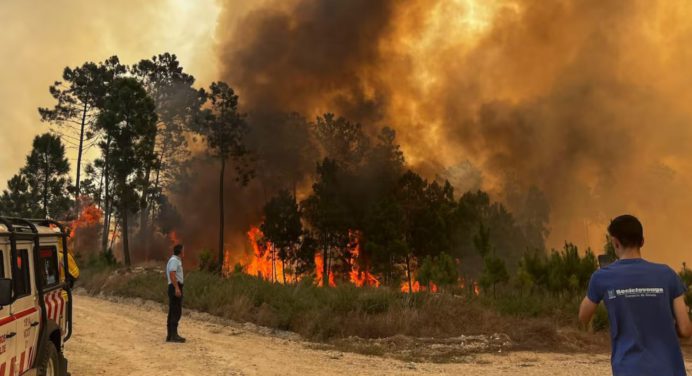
[78,261,610,355]
[78,246,691,356]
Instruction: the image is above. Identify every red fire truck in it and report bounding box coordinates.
[0,218,73,376]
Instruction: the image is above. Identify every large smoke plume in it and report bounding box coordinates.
[175,0,692,266]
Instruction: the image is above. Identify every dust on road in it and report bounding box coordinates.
[64,294,690,375]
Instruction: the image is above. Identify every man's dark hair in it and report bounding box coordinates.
[173,244,184,256]
[608,215,644,248]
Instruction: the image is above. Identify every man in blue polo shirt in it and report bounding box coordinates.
[579,215,691,375]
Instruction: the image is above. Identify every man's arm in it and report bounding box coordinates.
[673,295,692,338]
[169,271,181,297]
[579,296,599,325]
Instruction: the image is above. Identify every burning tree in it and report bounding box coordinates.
[416,253,459,292]
[301,158,351,287]
[69,202,104,260]
[261,190,302,284]
[96,77,158,266]
[130,53,201,254]
[196,82,253,273]
[363,196,407,286]
[394,171,428,293]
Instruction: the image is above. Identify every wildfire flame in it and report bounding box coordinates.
[229,225,468,295]
[70,203,102,238]
[243,227,284,283]
[348,231,380,287]
[314,252,336,287]
[400,280,439,293]
[168,230,181,245]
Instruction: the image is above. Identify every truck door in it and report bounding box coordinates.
[38,245,62,333]
[11,243,40,375]
[0,244,16,375]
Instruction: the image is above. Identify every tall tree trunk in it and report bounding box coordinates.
[101,199,111,253]
[101,138,111,254]
[139,164,152,260]
[272,245,277,283]
[282,257,286,284]
[75,102,88,206]
[43,169,49,218]
[109,216,119,252]
[405,254,413,296]
[96,164,104,207]
[218,158,226,273]
[152,143,166,194]
[148,143,167,233]
[122,201,131,267]
[322,238,329,287]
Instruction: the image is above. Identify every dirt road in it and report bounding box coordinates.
[64,294,690,375]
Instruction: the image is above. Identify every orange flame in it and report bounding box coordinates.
[228,225,463,295]
[243,227,284,283]
[400,280,439,293]
[473,281,480,296]
[348,231,380,287]
[70,203,102,238]
[315,252,336,287]
[168,230,181,245]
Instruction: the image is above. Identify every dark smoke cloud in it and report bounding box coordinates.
[176,0,405,259]
[202,0,692,266]
[218,0,398,122]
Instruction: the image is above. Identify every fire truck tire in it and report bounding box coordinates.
[36,341,59,376]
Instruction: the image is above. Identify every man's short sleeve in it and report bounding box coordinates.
[167,258,180,273]
[587,271,604,303]
[669,268,688,299]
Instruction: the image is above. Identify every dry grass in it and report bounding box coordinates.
[77,265,610,359]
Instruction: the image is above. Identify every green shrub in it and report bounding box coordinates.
[87,248,118,269]
[198,248,219,272]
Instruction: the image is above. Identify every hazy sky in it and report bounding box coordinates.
[0,0,220,184]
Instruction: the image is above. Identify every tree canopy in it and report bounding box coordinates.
[0,133,72,219]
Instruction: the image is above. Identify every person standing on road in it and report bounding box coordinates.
[579,215,692,375]
[167,244,186,343]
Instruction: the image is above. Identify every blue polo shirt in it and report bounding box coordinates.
[587,258,688,376]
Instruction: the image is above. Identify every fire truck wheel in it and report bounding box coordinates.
[36,341,59,376]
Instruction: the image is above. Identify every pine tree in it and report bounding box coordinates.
[39,56,125,206]
[480,255,509,298]
[130,53,200,248]
[261,190,303,283]
[195,82,253,272]
[96,77,158,266]
[301,159,351,286]
[0,174,40,217]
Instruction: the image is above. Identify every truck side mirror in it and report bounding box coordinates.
[0,278,12,306]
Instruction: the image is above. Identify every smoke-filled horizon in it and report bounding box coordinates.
[2,0,691,267]
[200,0,692,267]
